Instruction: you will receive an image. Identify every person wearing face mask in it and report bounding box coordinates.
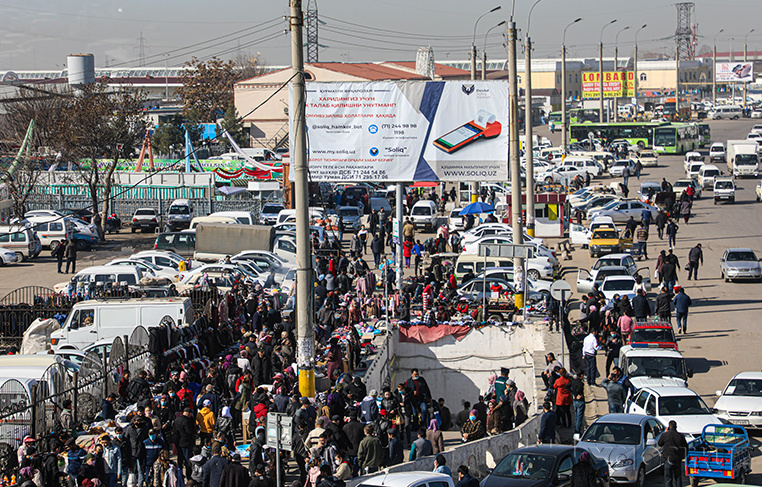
[173,408,197,480]
[604,331,623,377]
[143,428,165,483]
[393,383,413,448]
[156,395,175,446]
[459,409,484,443]
[248,426,267,479]
[405,369,432,430]
[333,451,351,481]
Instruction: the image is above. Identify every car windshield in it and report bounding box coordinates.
[627,356,685,378]
[704,169,720,177]
[658,396,712,415]
[594,230,617,239]
[737,154,757,165]
[168,206,189,215]
[727,251,757,262]
[493,453,556,479]
[724,378,762,396]
[592,258,622,270]
[631,327,676,344]
[135,209,155,216]
[582,422,641,445]
[715,181,734,189]
[262,204,284,213]
[411,207,431,215]
[596,268,628,281]
[602,279,635,291]
[338,208,360,217]
[600,200,619,210]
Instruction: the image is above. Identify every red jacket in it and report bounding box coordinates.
[554,376,572,406]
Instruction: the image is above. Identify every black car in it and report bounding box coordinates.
[481,445,609,487]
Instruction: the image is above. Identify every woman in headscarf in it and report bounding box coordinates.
[426,418,444,453]
[485,399,504,435]
[325,337,344,385]
[460,409,485,443]
[485,373,497,399]
[514,390,529,426]
[571,451,598,487]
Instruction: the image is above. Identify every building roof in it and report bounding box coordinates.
[309,62,429,80]
[386,61,470,79]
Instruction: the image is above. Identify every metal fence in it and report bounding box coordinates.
[0,286,66,350]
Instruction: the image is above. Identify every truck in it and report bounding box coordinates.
[726,140,759,177]
[193,223,275,262]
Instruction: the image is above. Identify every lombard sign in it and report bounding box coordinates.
[289,81,509,182]
[582,71,635,98]
[715,62,753,83]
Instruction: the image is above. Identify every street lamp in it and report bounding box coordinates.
[524,0,544,238]
[472,6,502,81]
[713,29,724,106]
[561,17,582,150]
[483,21,506,80]
[599,19,617,122]
[634,24,647,112]
[613,26,629,122]
[744,29,755,108]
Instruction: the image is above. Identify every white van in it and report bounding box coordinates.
[558,156,603,177]
[698,164,722,189]
[53,265,144,293]
[708,105,743,120]
[209,211,257,225]
[25,215,74,249]
[355,472,455,487]
[0,225,41,261]
[273,235,297,263]
[189,215,240,230]
[167,199,193,231]
[410,200,438,230]
[276,208,327,225]
[51,297,194,350]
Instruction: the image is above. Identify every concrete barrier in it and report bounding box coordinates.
[347,414,541,487]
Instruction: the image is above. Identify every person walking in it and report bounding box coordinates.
[604,331,623,376]
[538,402,557,444]
[54,239,66,273]
[687,243,703,280]
[680,198,692,224]
[357,425,383,474]
[673,287,693,334]
[657,420,689,487]
[634,159,643,179]
[622,166,630,187]
[408,427,433,461]
[635,223,649,259]
[660,259,678,296]
[656,287,672,323]
[601,373,626,413]
[567,371,586,435]
[371,234,383,268]
[655,211,668,240]
[666,219,679,250]
[64,238,78,274]
[632,289,651,323]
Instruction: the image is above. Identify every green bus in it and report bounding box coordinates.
[653,123,700,155]
[548,108,599,124]
[697,123,711,148]
[569,122,667,149]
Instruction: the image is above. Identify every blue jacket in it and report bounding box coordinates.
[101,398,116,420]
[66,448,86,475]
[202,455,230,487]
[673,292,692,313]
[143,437,165,468]
[539,411,557,443]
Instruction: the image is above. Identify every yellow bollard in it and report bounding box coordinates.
[471,193,478,203]
[299,369,315,398]
[514,292,524,309]
[527,228,535,238]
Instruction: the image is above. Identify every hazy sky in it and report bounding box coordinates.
[0,0,759,72]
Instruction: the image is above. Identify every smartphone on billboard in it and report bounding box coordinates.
[432,122,484,154]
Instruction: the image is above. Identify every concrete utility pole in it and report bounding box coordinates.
[507,20,524,309]
[634,25,647,114]
[289,0,315,398]
[676,45,680,117]
[600,20,617,123]
[524,0,543,238]
[745,29,754,109]
[561,18,582,151]
[713,29,723,106]
[613,26,629,123]
[396,184,403,290]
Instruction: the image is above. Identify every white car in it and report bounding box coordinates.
[626,386,722,436]
[448,208,465,232]
[106,258,180,281]
[588,200,658,223]
[685,160,705,180]
[461,224,543,247]
[599,275,638,300]
[637,150,658,167]
[230,250,287,267]
[462,235,557,265]
[757,181,762,202]
[0,247,18,265]
[713,372,762,428]
[608,159,637,177]
[131,250,192,272]
[182,262,261,282]
[534,165,585,185]
[474,267,553,294]
[673,179,702,198]
[683,151,705,172]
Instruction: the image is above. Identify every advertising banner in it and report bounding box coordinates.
[582,71,635,98]
[289,81,508,182]
[715,62,753,83]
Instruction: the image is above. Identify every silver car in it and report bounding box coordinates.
[576,414,664,487]
[720,248,762,282]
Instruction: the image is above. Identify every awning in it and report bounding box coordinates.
[413,181,439,188]
[216,186,247,195]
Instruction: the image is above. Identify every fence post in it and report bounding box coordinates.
[30,384,37,439]
[124,334,130,373]
[102,348,109,399]
[72,371,79,423]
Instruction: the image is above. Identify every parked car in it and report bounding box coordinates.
[608,159,637,178]
[105,258,180,281]
[535,165,585,185]
[673,179,702,198]
[480,445,610,487]
[637,150,658,167]
[599,275,638,300]
[629,321,677,350]
[588,200,657,223]
[720,248,762,282]
[259,203,285,225]
[713,372,762,427]
[575,414,665,487]
[0,247,18,265]
[131,250,191,271]
[336,206,363,232]
[355,472,454,487]
[456,277,543,303]
[131,208,160,233]
[626,386,722,436]
[154,231,196,257]
[577,266,635,295]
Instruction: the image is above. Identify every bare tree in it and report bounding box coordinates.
[232,50,267,81]
[57,82,147,239]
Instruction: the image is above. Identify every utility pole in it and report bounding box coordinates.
[561,18,582,151]
[396,184,403,290]
[713,30,723,106]
[599,20,617,123]
[634,25,647,117]
[525,35,535,237]
[508,20,524,310]
[289,0,315,398]
[745,29,754,109]
[676,45,680,118]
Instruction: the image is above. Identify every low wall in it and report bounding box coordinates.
[347,414,541,487]
[362,332,395,393]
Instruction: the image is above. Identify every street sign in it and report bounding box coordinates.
[549,280,572,301]
[392,217,400,245]
[266,413,293,451]
[479,243,535,259]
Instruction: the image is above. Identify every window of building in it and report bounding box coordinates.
[640,73,647,81]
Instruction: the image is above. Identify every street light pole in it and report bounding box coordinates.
[613,26,630,122]
[713,29,724,106]
[561,18,582,151]
[524,0,543,238]
[470,5,501,203]
[508,19,524,310]
[730,37,736,102]
[483,21,506,81]
[745,29,755,109]
[634,24,647,116]
[600,20,617,123]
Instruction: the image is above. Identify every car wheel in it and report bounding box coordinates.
[131,227,136,233]
[527,269,541,281]
[488,314,504,322]
[590,250,595,258]
[635,464,646,487]
[76,239,87,251]
[545,176,554,184]
[14,252,24,262]
[733,115,740,120]
[737,469,747,484]
[50,240,60,253]
[690,477,700,487]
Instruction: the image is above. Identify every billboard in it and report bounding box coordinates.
[715,62,753,82]
[289,81,508,182]
[582,71,635,99]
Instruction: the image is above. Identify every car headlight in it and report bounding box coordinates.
[750,411,762,416]
[611,459,634,468]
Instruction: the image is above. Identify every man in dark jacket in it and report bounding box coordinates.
[405,368,432,427]
[343,410,364,469]
[219,453,250,487]
[456,466,479,487]
[325,415,352,453]
[567,371,586,435]
[660,260,677,295]
[632,289,651,321]
[657,420,689,487]
[656,287,672,322]
[687,243,703,280]
[126,370,151,404]
[386,428,403,466]
[571,451,598,487]
[371,234,383,268]
[251,348,272,387]
[54,239,66,273]
[248,427,266,478]
[202,444,230,487]
[173,408,197,479]
[64,238,78,273]
[673,287,693,334]
[101,394,117,421]
[124,415,148,487]
[538,402,556,444]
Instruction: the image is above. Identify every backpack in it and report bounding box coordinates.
[226,364,242,392]
[189,455,206,483]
